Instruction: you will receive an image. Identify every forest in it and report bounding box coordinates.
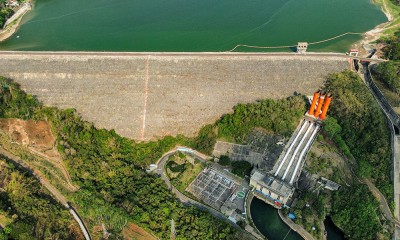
[0,156,78,239]
[0,1,14,28]
[194,95,307,154]
[373,30,400,95]
[0,77,247,239]
[323,71,392,239]
[331,185,388,240]
[0,70,393,239]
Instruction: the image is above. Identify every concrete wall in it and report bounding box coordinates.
[0,52,349,141]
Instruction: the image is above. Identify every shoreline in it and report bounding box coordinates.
[353,0,399,53]
[0,2,32,42]
[0,1,396,51]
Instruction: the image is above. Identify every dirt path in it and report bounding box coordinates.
[0,147,91,239]
[364,179,400,227]
[28,147,79,191]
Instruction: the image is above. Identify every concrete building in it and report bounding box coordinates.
[297,42,308,54]
[250,170,294,208]
[318,177,341,191]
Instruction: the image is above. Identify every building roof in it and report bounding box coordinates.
[251,170,294,198]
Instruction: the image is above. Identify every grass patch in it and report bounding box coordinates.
[373,0,400,35]
[167,153,205,193]
[166,161,186,173]
[0,212,13,227]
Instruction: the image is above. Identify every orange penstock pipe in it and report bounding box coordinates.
[308,91,320,115]
[314,95,325,117]
[320,95,332,120]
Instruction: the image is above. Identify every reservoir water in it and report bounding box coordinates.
[250,197,303,240]
[0,0,387,52]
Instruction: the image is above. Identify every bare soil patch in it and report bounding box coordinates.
[122,223,157,240]
[0,118,78,191]
[0,118,58,156]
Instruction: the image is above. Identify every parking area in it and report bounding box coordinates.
[187,168,238,209]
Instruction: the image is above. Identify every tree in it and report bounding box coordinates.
[372,61,400,94]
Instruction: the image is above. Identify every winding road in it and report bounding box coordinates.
[154,147,262,240]
[361,63,400,238]
[0,148,91,240]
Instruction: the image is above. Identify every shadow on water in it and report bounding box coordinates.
[250,197,303,240]
[324,216,347,240]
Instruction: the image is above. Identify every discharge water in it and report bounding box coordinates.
[250,198,303,240]
[0,0,387,52]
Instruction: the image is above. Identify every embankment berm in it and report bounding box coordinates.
[0,52,350,141]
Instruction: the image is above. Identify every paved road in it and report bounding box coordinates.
[278,209,315,240]
[360,63,400,238]
[0,51,387,64]
[393,135,400,239]
[0,51,347,57]
[156,148,234,222]
[155,147,261,240]
[394,135,400,221]
[0,148,91,240]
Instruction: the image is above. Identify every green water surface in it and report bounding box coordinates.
[0,0,387,52]
[250,197,303,240]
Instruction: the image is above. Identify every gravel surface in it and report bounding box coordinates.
[0,53,349,141]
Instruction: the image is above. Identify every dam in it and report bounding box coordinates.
[0,52,349,141]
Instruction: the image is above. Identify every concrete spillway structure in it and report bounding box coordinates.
[0,52,348,141]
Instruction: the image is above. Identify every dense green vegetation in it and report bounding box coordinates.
[1,71,391,239]
[381,30,400,61]
[390,0,400,6]
[231,161,252,178]
[0,156,77,239]
[0,77,244,239]
[322,117,351,157]
[291,181,391,240]
[372,61,400,95]
[324,71,392,198]
[218,155,231,166]
[195,96,307,154]
[0,1,13,28]
[166,153,205,193]
[216,156,252,177]
[323,71,392,239]
[331,185,388,240]
[167,160,187,173]
[372,30,400,98]
[287,191,326,239]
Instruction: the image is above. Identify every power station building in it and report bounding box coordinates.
[250,90,332,209]
[250,170,294,208]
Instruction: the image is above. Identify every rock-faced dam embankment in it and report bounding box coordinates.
[0,52,349,141]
